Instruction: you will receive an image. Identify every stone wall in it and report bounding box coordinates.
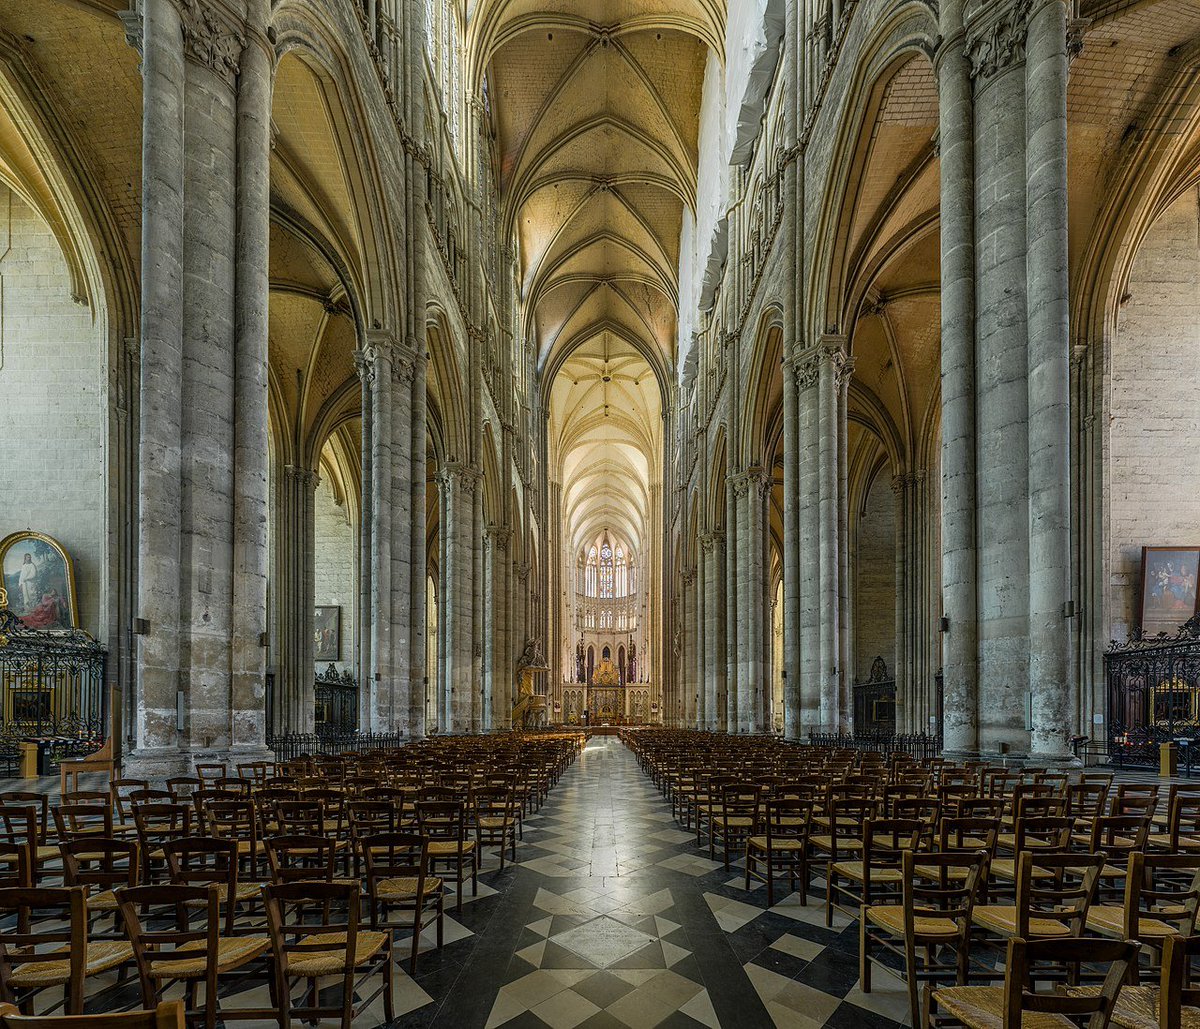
[0,187,105,634]
[314,475,356,673]
[854,471,897,680]
[1109,188,1200,642]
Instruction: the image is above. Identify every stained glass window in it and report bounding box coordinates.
[599,543,614,599]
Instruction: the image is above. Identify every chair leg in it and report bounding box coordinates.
[859,915,871,992]
[825,869,834,927]
[410,912,421,975]
[383,941,395,1023]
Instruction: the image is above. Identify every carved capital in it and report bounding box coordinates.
[1067,17,1090,63]
[730,473,751,500]
[391,350,416,386]
[177,0,245,87]
[284,464,319,491]
[681,568,696,587]
[438,461,482,496]
[794,352,820,393]
[966,0,1032,81]
[485,524,512,551]
[119,7,143,57]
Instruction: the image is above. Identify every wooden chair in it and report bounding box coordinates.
[264,834,338,885]
[131,803,193,884]
[827,817,922,928]
[1105,932,1200,1029]
[116,884,271,1029]
[971,851,1105,962]
[926,936,1137,1028]
[473,786,519,869]
[59,838,137,925]
[710,783,760,871]
[862,850,989,1029]
[746,797,813,906]
[58,738,114,798]
[0,1000,184,1028]
[161,837,257,937]
[361,832,444,973]
[1086,853,1200,966]
[0,886,131,1016]
[416,800,477,912]
[263,880,393,1029]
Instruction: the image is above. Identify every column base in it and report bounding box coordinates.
[122,743,275,784]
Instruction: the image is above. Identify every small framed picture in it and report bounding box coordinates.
[1,531,79,630]
[314,606,341,662]
[1139,547,1200,637]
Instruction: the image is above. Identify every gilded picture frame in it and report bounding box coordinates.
[0,531,79,631]
[1139,546,1200,638]
[314,606,340,662]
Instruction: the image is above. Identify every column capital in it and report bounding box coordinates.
[176,0,246,88]
[484,524,512,550]
[284,464,319,491]
[817,336,854,390]
[792,348,821,393]
[965,0,1032,81]
[681,568,696,587]
[437,461,483,495]
[699,530,725,553]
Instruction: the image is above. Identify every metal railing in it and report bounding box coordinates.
[269,731,406,763]
[803,731,941,759]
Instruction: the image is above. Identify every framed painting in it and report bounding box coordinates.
[1139,546,1200,638]
[314,606,341,662]
[0,531,78,630]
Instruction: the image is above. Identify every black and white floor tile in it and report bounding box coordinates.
[56,739,915,1027]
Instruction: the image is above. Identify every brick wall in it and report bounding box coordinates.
[1109,188,1200,641]
[313,475,356,673]
[0,187,104,634]
[855,473,897,680]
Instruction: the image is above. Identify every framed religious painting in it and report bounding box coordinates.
[314,606,341,662]
[0,531,78,631]
[1139,546,1200,638]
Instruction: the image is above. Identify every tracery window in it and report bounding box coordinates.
[585,546,598,597]
[599,543,614,599]
[615,546,627,598]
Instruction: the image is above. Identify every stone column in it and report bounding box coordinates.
[782,356,802,739]
[471,471,485,733]
[131,0,268,776]
[702,531,725,730]
[439,462,479,732]
[362,335,395,731]
[732,473,752,733]
[389,349,415,733]
[817,340,850,732]
[1025,0,1074,760]
[276,465,318,733]
[133,0,187,772]
[489,526,513,730]
[408,349,428,738]
[738,467,769,733]
[837,359,853,729]
[968,2,1032,754]
[355,350,373,730]
[937,0,980,755]
[725,480,739,733]
[229,25,272,755]
[694,548,707,730]
[797,351,821,735]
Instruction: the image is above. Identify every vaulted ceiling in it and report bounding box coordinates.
[473,0,719,583]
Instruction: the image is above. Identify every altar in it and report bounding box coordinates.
[560,658,655,726]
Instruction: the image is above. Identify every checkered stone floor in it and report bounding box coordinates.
[53,738,908,1027]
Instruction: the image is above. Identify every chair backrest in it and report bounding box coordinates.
[0,887,86,1012]
[1087,814,1150,860]
[1015,852,1104,939]
[52,802,113,842]
[417,800,466,841]
[862,818,922,871]
[1111,782,1159,815]
[1014,795,1066,820]
[829,798,877,839]
[1013,815,1073,853]
[473,786,515,821]
[61,838,138,895]
[0,795,47,842]
[720,784,760,822]
[1161,933,1200,1028]
[265,835,337,884]
[762,797,812,843]
[194,762,227,784]
[1000,936,1136,1029]
[132,803,194,860]
[117,885,221,989]
[0,806,38,886]
[262,880,362,980]
[275,799,327,837]
[361,832,428,891]
[937,816,1000,855]
[1066,781,1108,819]
[903,850,988,924]
[165,777,201,802]
[110,779,150,825]
[0,999,185,1028]
[1126,853,1200,940]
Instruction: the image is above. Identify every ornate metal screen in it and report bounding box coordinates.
[0,604,107,769]
[1106,616,1200,767]
[314,665,358,734]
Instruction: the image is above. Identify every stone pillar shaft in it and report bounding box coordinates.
[277,466,317,734]
[798,354,821,735]
[973,25,1031,754]
[365,338,394,731]
[1025,0,1074,759]
[135,0,186,766]
[938,0,980,756]
[782,358,802,739]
